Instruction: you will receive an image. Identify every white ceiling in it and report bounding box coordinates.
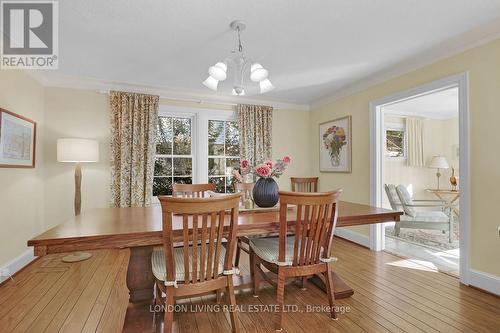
[36,0,500,105]
[384,87,458,119]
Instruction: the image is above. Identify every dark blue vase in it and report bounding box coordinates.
[252,177,279,207]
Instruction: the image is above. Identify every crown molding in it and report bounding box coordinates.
[25,72,310,111]
[310,17,500,110]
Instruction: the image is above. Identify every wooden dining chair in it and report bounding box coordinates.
[250,190,342,330]
[291,177,319,192]
[154,193,242,333]
[172,183,215,198]
[233,182,255,268]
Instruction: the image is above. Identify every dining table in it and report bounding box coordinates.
[28,201,401,302]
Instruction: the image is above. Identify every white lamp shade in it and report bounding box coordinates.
[250,63,269,82]
[208,62,227,81]
[202,76,219,91]
[428,156,449,169]
[57,138,99,163]
[259,78,275,93]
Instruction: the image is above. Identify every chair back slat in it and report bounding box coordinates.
[158,193,241,284]
[173,183,216,198]
[278,190,341,266]
[291,177,319,193]
[234,182,255,204]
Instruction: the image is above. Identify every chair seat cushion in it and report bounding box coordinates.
[152,246,225,282]
[400,211,449,223]
[250,236,304,265]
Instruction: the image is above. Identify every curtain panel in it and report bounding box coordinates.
[109,91,159,207]
[406,117,425,167]
[237,104,273,168]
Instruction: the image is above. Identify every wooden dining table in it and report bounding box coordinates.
[28,201,401,303]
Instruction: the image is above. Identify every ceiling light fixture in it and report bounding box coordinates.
[202,21,275,95]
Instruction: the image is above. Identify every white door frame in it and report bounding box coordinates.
[369,72,471,285]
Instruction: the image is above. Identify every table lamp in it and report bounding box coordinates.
[57,138,99,262]
[428,156,449,190]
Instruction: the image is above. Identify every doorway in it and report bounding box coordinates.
[369,73,470,284]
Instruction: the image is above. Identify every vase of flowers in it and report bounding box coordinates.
[238,156,291,207]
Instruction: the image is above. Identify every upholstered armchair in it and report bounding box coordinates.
[384,184,453,242]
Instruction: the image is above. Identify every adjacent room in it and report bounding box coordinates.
[1,1,499,332]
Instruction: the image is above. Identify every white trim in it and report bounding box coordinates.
[311,18,500,109]
[25,72,309,111]
[369,73,471,285]
[0,249,35,283]
[469,269,500,296]
[335,228,370,248]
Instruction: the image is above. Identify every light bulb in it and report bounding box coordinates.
[259,79,275,93]
[203,76,219,91]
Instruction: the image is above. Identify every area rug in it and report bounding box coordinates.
[385,222,459,251]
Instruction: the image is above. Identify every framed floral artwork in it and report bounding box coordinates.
[319,116,351,173]
[0,108,37,168]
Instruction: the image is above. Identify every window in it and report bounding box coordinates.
[153,116,193,196]
[208,120,240,193]
[385,126,406,158]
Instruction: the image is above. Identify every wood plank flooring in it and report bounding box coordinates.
[0,238,498,332]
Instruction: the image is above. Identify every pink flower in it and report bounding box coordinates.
[240,159,249,170]
[264,159,273,169]
[231,169,243,183]
[282,156,291,164]
[255,164,271,178]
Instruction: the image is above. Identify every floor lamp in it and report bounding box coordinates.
[57,138,99,262]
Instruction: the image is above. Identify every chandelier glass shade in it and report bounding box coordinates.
[202,21,275,95]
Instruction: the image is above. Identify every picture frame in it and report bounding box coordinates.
[0,108,37,168]
[319,115,352,173]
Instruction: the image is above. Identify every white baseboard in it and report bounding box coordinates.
[335,228,370,248]
[468,269,500,296]
[0,249,35,284]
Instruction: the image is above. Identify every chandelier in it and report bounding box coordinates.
[202,21,275,96]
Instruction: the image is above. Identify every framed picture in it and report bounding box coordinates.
[319,115,351,173]
[0,108,37,168]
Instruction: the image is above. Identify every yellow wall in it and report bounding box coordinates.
[0,71,45,266]
[311,38,500,277]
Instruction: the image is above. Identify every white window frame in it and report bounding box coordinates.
[153,105,237,201]
[384,122,406,160]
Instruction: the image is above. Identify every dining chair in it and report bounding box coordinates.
[154,193,242,333]
[291,177,319,192]
[172,183,215,198]
[250,190,342,330]
[233,182,255,268]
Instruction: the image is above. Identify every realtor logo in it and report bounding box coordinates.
[1,0,58,69]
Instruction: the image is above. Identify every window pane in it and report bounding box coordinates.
[209,176,226,193]
[174,177,192,185]
[226,177,235,193]
[225,121,239,156]
[154,157,172,176]
[386,130,405,157]
[173,158,192,176]
[208,120,225,155]
[226,158,240,175]
[173,118,191,155]
[153,177,172,196]
[156,117,172,154]
[208,158,225,176]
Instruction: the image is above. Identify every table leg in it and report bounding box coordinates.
[126,246,155,303]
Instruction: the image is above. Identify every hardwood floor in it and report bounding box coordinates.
[1,238,499,332]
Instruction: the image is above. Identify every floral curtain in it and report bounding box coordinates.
[237,104,273,168]
[109,91,159,207]
[406,117,425,167]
